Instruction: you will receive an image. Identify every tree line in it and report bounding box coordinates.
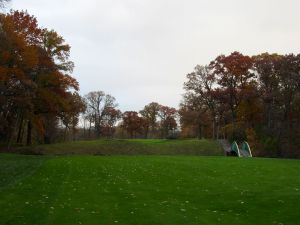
[82,92,177,140]
[181,52,300,157]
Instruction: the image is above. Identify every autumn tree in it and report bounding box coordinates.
[277,54,300,126]
[184,65,220,138]
[122,111,146,138]
[253,53,281,130]
[0,11,42,145]
[139,102,160,138]
[210,52,254,122]
[0,11,81,146]
[60,92,86,141]
[100,107,122,138]
[252,53,300,156]
[158,105,177,138]
[179,93,210,139]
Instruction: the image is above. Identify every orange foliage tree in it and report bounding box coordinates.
[122,111,146,138]
[0,11,83,145]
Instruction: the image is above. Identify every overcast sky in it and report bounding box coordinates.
[9,0,300,111]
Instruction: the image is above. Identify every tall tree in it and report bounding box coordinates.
[84,91,119,138]
[158,105,177,138]
[184,65,219,138]
[0,11,80,145]
[122,111,145,138]
[60,92,86,141]
[179,93,210,139]
[253,53,281,130]
[101,107,121,138]
[140,102,160,138]
[210,52,254,122]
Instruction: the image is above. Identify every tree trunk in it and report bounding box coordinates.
[212,120,215,139]
[16,114,24,143]
[64,126,68,141]
[198,123,202,139]
[145,127,149,139]
[26,120,32,146]
[216,123,219,139]
[88,119,92,138]
[83,119,86,138]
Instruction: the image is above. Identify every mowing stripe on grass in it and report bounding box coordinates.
[0,155,300,224]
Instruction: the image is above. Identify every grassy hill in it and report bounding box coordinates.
[0,154,300,225]
[17,139,223,156]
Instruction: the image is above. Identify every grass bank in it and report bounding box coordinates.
[18,139,223,156]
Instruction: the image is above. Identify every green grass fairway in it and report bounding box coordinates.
[19,139,223,155]
[1,154,300,225]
